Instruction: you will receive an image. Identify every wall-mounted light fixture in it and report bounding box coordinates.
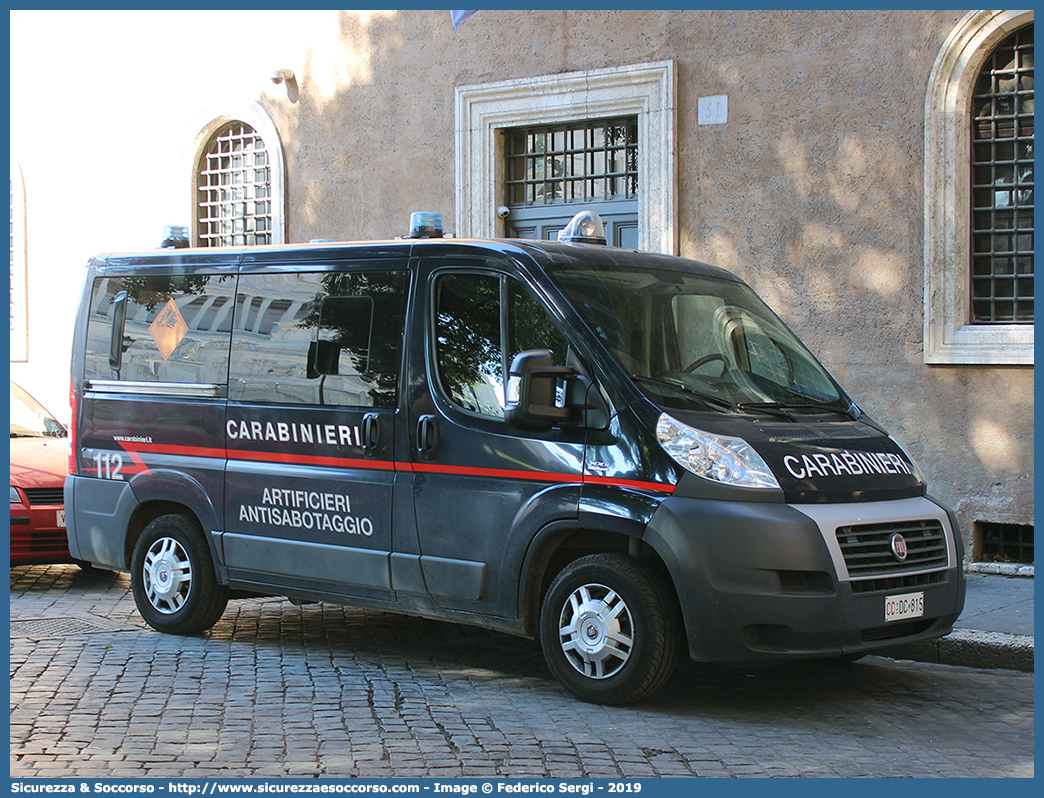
[270,69,295,85]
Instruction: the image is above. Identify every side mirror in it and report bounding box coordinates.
[505,349,609,432]
[505,350,572,432]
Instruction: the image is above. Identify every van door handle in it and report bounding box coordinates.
[417,415,439,460]
[361,413,382,457]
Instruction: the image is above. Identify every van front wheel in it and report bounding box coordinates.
[540,553,679,705]
[130,514,228,635]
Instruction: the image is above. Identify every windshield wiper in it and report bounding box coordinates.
[630,374,741,412]
[735,402,796,421]
[741,401,859,421]
[780,401,852,416]
[631,375,853,422]
[782,386,862,420]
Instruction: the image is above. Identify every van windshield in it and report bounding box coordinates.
[547,264,849,416]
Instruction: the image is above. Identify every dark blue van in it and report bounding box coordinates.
[65,211,965,704]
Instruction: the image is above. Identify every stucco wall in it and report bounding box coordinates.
[10,9,1033,550]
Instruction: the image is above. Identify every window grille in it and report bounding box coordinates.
[505,118,638,207]
[970,26,1034,324]
[197,123,272,247]
[973,521,1034,565]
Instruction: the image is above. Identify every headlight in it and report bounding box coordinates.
[656,413,780,490]
[11,485,23,504]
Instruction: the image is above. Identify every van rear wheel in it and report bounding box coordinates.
[130,514,228,635]
[540,553,679,705]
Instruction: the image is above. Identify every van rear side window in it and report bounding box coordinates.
[84,274,235,385]
[228,270,408,408]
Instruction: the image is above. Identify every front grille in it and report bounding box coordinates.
[849,570,948,595]
[23,488,64,506]
[836,519,948,579]
[778,571,810,590]
[777,570,834,594]
[10,528,68,553]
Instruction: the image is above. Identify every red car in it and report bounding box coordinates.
[10,381,73,565]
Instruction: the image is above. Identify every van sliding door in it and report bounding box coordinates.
[222,266,408,603]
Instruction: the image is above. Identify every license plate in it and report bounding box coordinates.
[55,509,66,528]
[885,591,924,622]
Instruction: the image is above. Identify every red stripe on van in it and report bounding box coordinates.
[110,442,675,493]
[581,475,677,494]
[407,461,676,494]
[122,449,153,477]
[118,442,227,460]
[407,461,581,483]
[229,449,396,471]
[113,441,394,472]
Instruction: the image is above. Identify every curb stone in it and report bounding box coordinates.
[880,628,1034,673]
[965,563,1034,578]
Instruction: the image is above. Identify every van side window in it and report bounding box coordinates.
[228,270,407,408]
[434,272,568,419]
[83,274,235,385]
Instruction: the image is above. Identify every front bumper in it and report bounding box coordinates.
[644,495,966,663]
[10,504,72,565]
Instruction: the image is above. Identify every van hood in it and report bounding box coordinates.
[662,411,924,504]
[10,437,69,491]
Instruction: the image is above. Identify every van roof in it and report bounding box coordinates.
[90,238,744,284]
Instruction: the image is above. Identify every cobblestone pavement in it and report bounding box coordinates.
[11,564,1034,779]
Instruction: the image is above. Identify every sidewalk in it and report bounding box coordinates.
[880,567,1034,672]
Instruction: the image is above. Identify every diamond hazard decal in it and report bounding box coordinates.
[149,298,189,360]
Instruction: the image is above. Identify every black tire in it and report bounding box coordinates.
[540,553,679,705]
[130,514,228,635]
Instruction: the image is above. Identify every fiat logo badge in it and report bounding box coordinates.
[890,533,909,561]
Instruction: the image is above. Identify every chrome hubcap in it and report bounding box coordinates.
[558,582,634,679]
[143,537,192,614]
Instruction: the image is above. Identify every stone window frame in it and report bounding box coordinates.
[455,61,677,255]
[188,101,286,247]
[923,9,1034,365]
